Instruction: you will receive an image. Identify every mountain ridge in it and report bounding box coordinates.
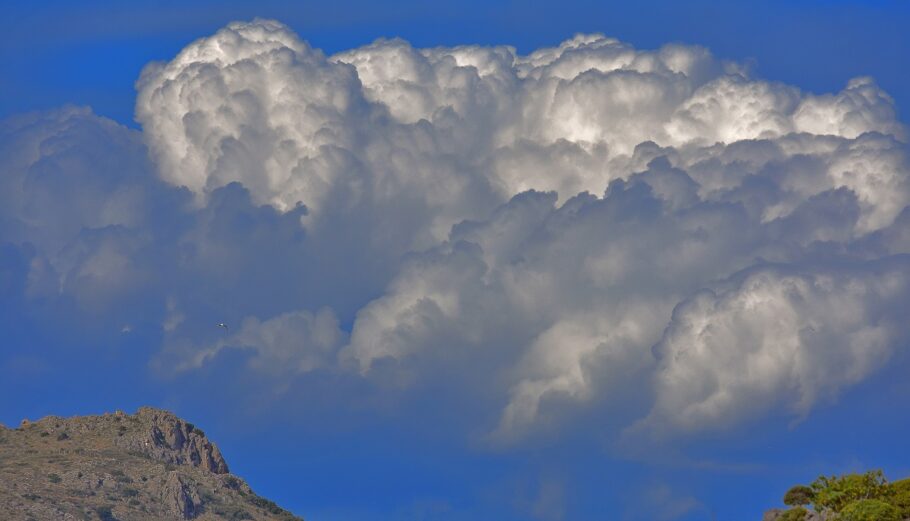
[0,407,302,521]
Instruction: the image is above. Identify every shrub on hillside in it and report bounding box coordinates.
[95,505,116,521]
[891,478,910,518]
[783,485,814,507]
[810,470,893,513]
[778,506,807,520]
[839,498,901,521]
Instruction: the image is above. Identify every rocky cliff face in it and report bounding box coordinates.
[114,407,229,475]
[0,408,301,521]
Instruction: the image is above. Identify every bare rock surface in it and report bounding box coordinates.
[762,508,785,521]
[0,407,301,520]
[162,472,202,519]
[115,407,229,474]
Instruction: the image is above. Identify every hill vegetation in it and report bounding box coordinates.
[765,470,910,521]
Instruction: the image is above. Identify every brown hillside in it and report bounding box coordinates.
[0,407,302,521]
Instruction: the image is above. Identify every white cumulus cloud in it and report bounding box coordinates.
[3,19,910,444]
[639,262,909,437]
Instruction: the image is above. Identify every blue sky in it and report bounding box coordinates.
[3,0,909,127]
[2,1,910,520]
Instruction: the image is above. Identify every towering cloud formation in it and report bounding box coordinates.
[136,20,371,213]
[3,19,910,444]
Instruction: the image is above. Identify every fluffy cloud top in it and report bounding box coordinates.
[136,20,906,235]
[4,19,910,444]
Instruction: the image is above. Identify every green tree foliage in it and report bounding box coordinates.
[891,478,910,518]
[839,498,901,521]
[783,485,815,507]
[809,470,893,513]
[778,506,808,521]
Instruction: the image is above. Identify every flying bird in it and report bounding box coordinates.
[217,322,229,331]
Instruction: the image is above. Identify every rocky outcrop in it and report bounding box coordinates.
[161,472,201,519]
[0,407,301,520]
[116,407,229,474]
[763,509,784,521]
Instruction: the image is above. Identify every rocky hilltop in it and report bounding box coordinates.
[0,407,302,521]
